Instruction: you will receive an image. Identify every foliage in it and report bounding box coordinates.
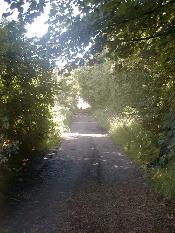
[2,1,175,72]
[2,1,175,65]
[146,168,175,199]
[93,108,159,165]
[52,71,79,133]
[37,0,174,70]
[78,54,175,165]
[1,0,175,198]
[3,0,47,23]
[93,108,175,199]
[0,21,57,169]
[76,57,175,197]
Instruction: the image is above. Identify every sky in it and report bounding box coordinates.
[0,1,88,68]
[0,1,80,38]
[26,4,50,38]
[0,1,49,38]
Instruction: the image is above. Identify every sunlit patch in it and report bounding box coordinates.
[118,152,124,156]
[114,164,130,169]
[77,96,90,109]
[25,3,50,38]
[47,152,56,156]
[101,159,107,162]
[74,121,97,124]
[92,163,99,166]
[63,132,108,139]
[84,158,90,161]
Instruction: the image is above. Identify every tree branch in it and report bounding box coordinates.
[110,0,175,27]
[128,31,175,43]
[106,31,175,45]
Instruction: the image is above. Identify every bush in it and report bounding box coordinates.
[93,108,175,199]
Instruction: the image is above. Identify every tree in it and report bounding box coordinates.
[1,0,175,167]
[0,20,56,168]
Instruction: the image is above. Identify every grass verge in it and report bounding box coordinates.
[93,108,175,199]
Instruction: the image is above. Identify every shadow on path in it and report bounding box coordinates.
[0,113,174,233]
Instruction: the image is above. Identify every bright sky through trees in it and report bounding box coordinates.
[25,5,50,38]
[0,1,83,68]
[0,1,49,38]
[0,1,81,38]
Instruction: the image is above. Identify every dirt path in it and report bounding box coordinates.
[0,113,174,233]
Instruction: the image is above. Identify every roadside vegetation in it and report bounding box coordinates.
[0,0,175,199]
[76,58,175,199]
[0,22,78,192]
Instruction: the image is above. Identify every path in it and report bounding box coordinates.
[0,113,174,233]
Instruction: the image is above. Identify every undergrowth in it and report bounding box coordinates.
[93,108,175,199]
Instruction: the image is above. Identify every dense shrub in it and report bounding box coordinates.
[77,58,175,198]
[0,21,57,168]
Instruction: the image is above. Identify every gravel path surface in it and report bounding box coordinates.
[0,113,174,233]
